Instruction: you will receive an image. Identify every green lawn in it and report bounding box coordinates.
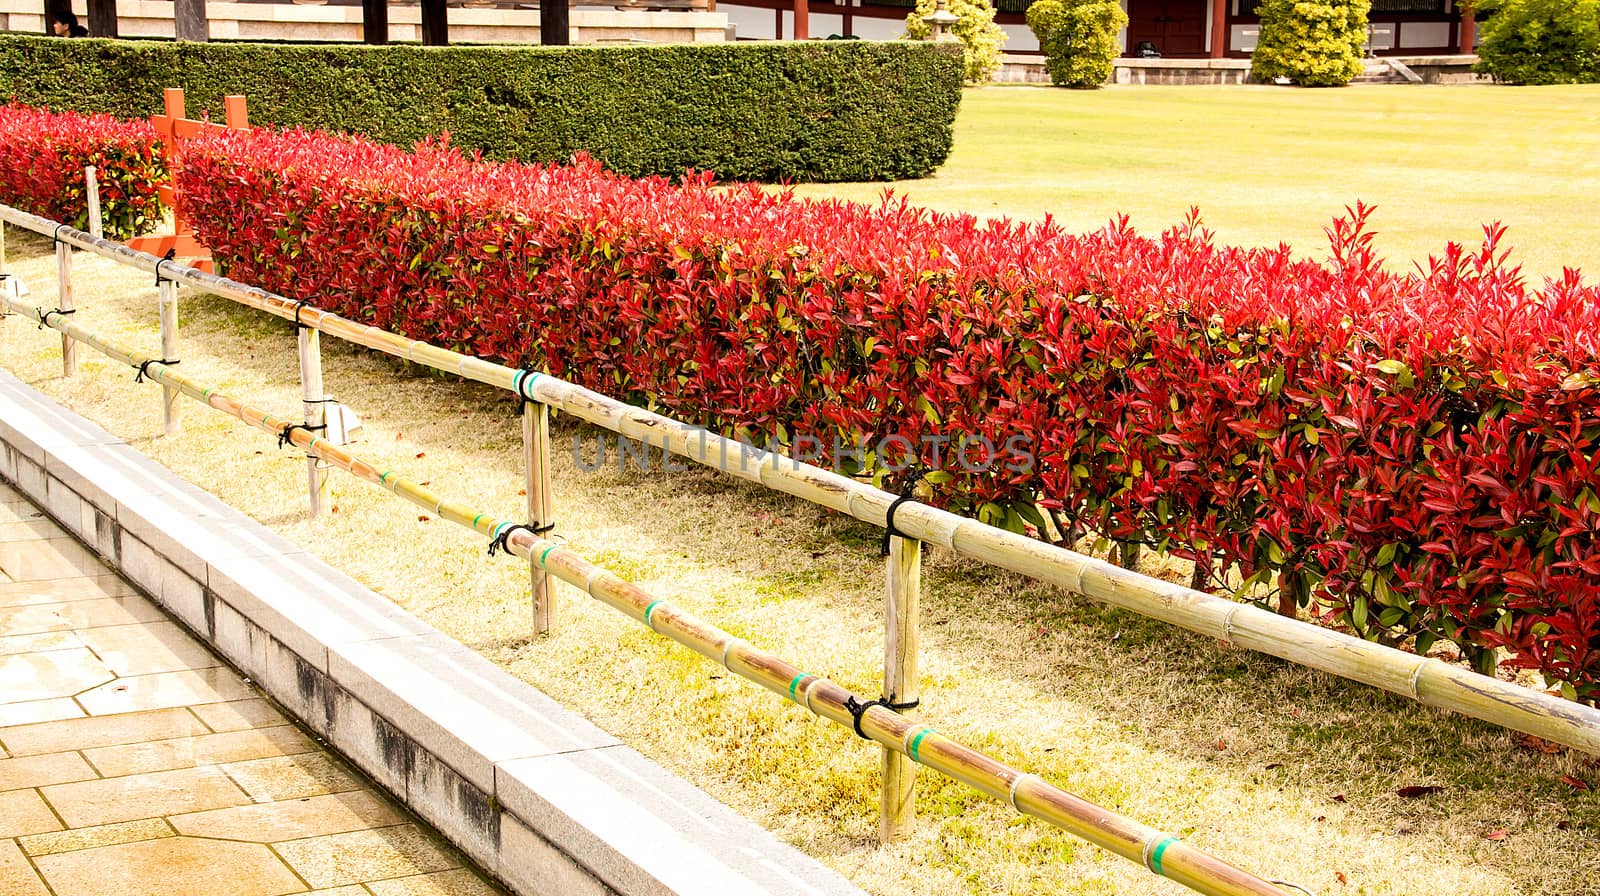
[795,84,1600,278]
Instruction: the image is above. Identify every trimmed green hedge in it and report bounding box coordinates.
[0,35,963,182]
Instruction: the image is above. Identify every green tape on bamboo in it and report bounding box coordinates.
[643,600,664,630]
[787,673,811,703]
[538,543,558,568]
[472,513,487,530]
[1146,836,1179,877]
[908,726,936,763]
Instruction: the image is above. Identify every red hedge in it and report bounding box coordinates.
[0,104,166,241]
[174,127,1600,703]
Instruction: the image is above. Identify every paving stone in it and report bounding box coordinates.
[0,575,135,609]
[0,751,98,792]
[83,725,316,778]
[0,539,98,582]
[190,698,287,733]
[274,824,459,889]
[76,621,223,677]
[0,520,56,543]
[19,817,173,856]
[0,648,114,704]
[222,753,364,803]
[367,868,502,896]
[0,708,203,756]
[169,790,405,843]
[0,789,62,838]
[33,835,304,896]
[0,837,51,896]
[41,765,250,828]
[0,631,82,658]
[0,595,165,637]
[76,666,255,715]
[0,699,82,728]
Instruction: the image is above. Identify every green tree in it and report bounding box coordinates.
[904,0,1008,82]
[1026,0,1128,88]
[1474,0,1600,84]
[1251,0,1371,87]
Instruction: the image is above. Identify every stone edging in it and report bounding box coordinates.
[0,367,863,896]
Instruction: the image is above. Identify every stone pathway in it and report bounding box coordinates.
[0,482,507,896]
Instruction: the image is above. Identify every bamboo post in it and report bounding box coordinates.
[523,398,557,633]
[84,166,103,240]
[55,239,76,377]
[156,277,181,435]
[298,325,330,515]
[881,534,922,843]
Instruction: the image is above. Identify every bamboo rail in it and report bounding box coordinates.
[0,293,1298,896]
[4,206,1599,761]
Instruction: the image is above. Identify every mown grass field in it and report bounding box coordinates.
[3,219,1598,896]
[795,84,1600,278]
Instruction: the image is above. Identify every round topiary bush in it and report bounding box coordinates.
[1026,0,1128,88]
[1250,0,1371,87]
[904,0,1008,82]
[1473,0,1600,84]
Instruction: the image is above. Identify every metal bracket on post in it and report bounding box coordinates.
[523,398,557,634]
[298,325,330,515]
[880,533,922,843]
[55,239,76,377]
[157,277,181,436]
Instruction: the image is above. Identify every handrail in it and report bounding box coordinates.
[4,205,1598,758]
[0,291,1298,896]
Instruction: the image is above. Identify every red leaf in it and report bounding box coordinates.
[1560,774,1589,792]
[1396,785,1443,798]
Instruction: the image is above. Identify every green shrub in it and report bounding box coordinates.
[903,0,1007,82]
[1474,0,1600,84]
[1026,0,1127,88]
[1251,0,1370,86]
[0,35,963,183]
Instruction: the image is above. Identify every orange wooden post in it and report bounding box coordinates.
[129,90,249,273]
[1210,0,1229,58]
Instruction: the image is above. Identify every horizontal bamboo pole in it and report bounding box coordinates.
[6,205,1598,757]
[1,293,1294,896]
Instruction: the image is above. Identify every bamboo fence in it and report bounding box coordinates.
[4,205,1596,760]
[0,291,1301,896]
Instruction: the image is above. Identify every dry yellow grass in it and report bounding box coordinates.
[2,228,1598,896]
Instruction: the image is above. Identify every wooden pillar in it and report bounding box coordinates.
[85,0,118,36]
[55,241,76,378]
[1210,0,1228,58]
[174,0,208,41]
[793,0,808,39]
[84,168,103,240]
[157,279,181,436]
[541,0,569,44]
[1458,3,1475,52]
[361,0,388,44]
[879,534,921,842]
[298,327,330,514]
[523,400,557,633]
[420,0,447,45]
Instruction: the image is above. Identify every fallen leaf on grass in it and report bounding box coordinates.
[417,515,431,522]
[1485,829,1509,841]
[1516,733,1564,754]
[1396,785,1443,798]
[1331,794,1347,803]
[1334,871,1348,885]
[1560,774,1589,792]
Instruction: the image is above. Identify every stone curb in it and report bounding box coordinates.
[0,368,864,896]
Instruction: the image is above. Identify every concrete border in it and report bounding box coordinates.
[0,367,863,896]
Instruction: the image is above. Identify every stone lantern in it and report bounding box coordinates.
[921,0,959,42]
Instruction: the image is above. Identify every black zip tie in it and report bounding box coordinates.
[531,521,556,536]
[52,223,70,246]
[843,695,892,740]
[277,422,326,450]
[293,299,312,329]
[303,396,338,404]
[133,358,179,383]
[37,307,75,329]
[488,523,538,557]
[154,248,176,287]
